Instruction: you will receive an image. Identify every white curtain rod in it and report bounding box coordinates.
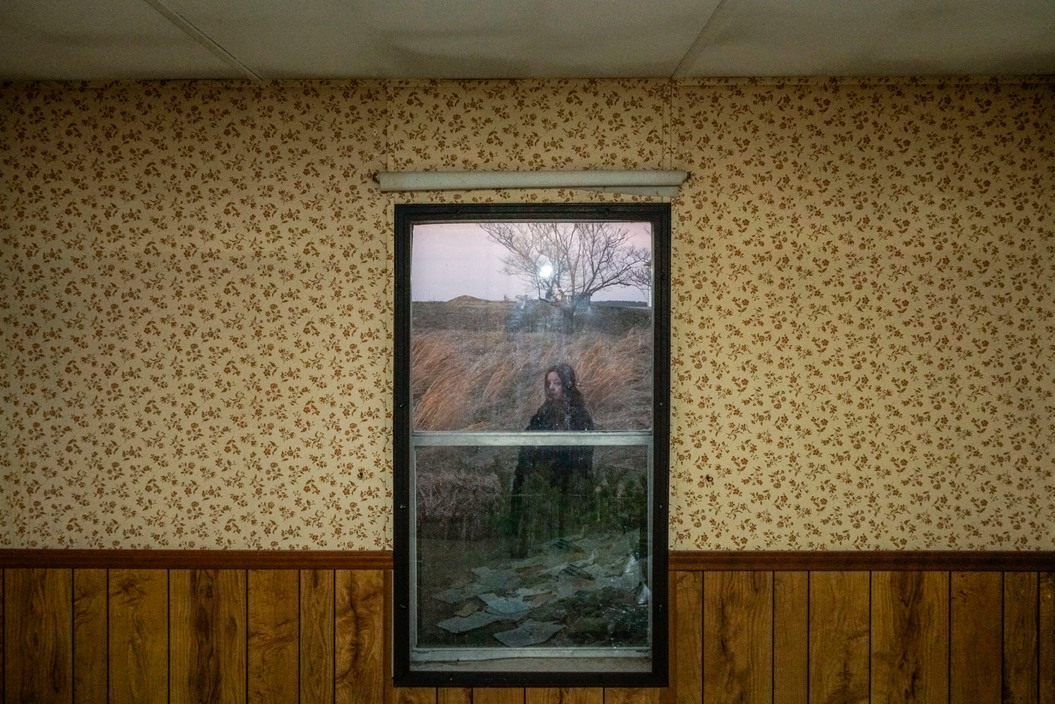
[375,169,689,196]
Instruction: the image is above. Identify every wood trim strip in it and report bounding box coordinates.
[2,550,1053,572]
[0,550,394,570]
[667,551,1055,572]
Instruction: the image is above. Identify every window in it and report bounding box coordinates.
[393,203,669,686]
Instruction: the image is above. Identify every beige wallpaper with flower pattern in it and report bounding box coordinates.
[2,77,1053,550]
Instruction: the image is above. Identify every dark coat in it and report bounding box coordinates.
[515,397,594,488]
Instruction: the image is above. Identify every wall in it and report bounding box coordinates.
[2,561,1053,703]
[2,78,1054,551]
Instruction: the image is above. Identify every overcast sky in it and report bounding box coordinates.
[410,222,652,302]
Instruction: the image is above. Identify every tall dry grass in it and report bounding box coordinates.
[412,327,653,431]
[411,300,654,539]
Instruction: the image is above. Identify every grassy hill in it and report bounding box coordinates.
[411,298,653,431]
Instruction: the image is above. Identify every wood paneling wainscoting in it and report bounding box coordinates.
[1,551,1052,703]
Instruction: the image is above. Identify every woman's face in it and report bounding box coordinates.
[545,371,564,401]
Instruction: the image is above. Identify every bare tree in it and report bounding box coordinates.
[482,221,651,328]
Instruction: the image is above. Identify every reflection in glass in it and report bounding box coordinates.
[414,446,652,666]
[395,204,669,685]
[410,222,654,433]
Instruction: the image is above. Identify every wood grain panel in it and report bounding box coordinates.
[7,559,1053,704]
[703,571,772,704]
[109,569,168,704]
[437,687,472,704]
[870,571,948,704]
[474,688,526,704]
[393,689,438,704]
[603,688,664,704]
[1,570,4,701]
[247,570,299,704]
[774,572,808,704]
[171,569,247,704]
[1040,573,1054,704]
[337,569,386,704]
[525,688,603,704]
[809,571,869,704]
[301,569,335,704]
[671,570,703,704]
[1004,572,1039,704]
[73,568,108,704]
[950,571,1002,704]
[5,568,73,704]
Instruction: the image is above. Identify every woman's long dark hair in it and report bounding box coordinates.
[546,362,587,409]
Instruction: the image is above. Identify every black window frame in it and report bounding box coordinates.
[393,202,670,688]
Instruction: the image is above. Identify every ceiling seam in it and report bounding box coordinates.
[670,0,731,79]
[141,0,262,80]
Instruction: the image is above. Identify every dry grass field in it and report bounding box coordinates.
[411,298,653,432]
[411,297,653,539]
[410,298,656,650]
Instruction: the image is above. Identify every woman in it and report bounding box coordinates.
[509,363,594,556]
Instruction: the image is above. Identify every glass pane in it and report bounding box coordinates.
[412,444,653,671]
[410,222,654,432]
[394,203,669,686]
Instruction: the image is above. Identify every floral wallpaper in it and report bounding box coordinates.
[671,78,1055,549]
[1,77,1053,550]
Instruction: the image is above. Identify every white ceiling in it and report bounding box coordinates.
[1,0,1054,81]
